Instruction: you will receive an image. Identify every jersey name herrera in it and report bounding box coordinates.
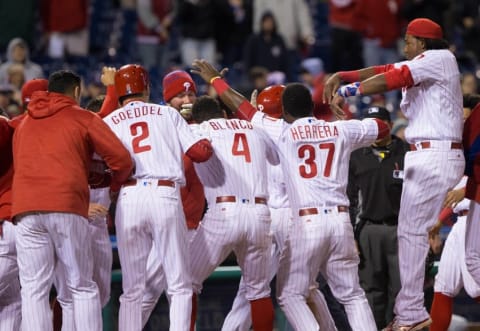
[290,123,339,141]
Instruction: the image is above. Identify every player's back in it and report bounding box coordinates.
[103,101,195,183]
[193,118,278,204]
[278,117,378,209]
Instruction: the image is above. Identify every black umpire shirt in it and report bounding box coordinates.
[347,135,410,227]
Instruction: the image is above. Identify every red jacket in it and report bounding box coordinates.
[41,0,88,32]
[12,91,133,218]
[0,118,13,220]
[328,0,362,31]
[464,103,480,203]
[356,0,404,48]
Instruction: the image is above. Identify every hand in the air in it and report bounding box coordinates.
[191,59,223,84]
[443,188,465,208]
[101,67,117,87]
[330,94,347,120]
[323,73,342,104]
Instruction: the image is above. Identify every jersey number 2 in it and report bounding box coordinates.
[232,133,251,163]
[130,122,151,153]
[298,143,334,178]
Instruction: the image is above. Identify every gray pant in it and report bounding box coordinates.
[358,222,401,330]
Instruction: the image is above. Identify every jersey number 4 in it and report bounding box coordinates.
[130,122,151,153]
[298,143,334,178]
[232,133,251,163]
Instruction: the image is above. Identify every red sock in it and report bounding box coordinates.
[190,293,197,331]
[430,292,453,331]
[51,298,62,331]
[250,297,274,331]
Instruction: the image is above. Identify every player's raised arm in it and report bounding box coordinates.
[97,66,119,118]
[190,59,257,121]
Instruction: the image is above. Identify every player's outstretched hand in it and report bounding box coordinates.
[428,220,442,240]
[191,59,222,84]
[443,188,465,208]
[88,203,109,219]
[250,89,258,108]
[330,94,347,120]
[323,73,342,104]
[101,67,117,86]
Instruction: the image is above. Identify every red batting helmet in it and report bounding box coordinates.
[257,85,285,118]
[114,64,149,98]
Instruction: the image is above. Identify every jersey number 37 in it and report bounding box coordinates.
[298,143,334,178]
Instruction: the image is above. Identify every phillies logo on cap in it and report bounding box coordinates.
[183,82,191,92]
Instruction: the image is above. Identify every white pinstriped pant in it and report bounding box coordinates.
[435,216,480,298]
[465,201,480,287]
[54,215,113,331]
[115,182,192,331]
[141,229,197,327]
[15,213,102,331]
[276,209,376,331]
[0,221,21,331]
[189,201,272,301]
[394,148,464,325]
[221,207,337,331]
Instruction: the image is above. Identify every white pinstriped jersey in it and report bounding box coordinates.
[394,49,463,143]
[251,112,378,208]
[103,101,202,185]
[267,164,289,209]
[191,118,278,205]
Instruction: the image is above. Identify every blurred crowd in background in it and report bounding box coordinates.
[0,0,480,135]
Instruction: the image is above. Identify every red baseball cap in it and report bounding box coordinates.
[162,70,197,102]
[406,18,443,40]
[21,78,48,106]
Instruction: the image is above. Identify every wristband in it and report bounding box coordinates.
[337,82,362,97]
[209,76,221,84]
[338,71,360,82]
[211,77,229,96]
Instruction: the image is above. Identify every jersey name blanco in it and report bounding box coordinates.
[192,118,278,204]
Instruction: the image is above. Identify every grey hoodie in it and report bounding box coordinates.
[0,38,44,84]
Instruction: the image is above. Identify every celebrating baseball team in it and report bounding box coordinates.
[1,16,480,331]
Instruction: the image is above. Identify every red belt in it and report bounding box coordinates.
[216,196,267,205]
[299,206,348,217]
[410,141,462,151]
[123,179,175,188]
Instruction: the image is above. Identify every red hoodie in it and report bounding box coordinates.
[0,117,13,220]
[12,91,133,218]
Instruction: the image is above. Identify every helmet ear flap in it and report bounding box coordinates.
[114,64,149,98]
[256,85,285,119]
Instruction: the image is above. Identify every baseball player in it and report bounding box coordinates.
[191,59,387,331]
[12,70,133,331]
[428,177,480,331]
[186,95,278,331]
[102,64,212,331]
[323,18,465,331]
[137,70,206,329]
[221,85,337,331]
[0,78,49,331]
[52,68,119,330]
[462,96,480,292]
[0,116,20,331]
